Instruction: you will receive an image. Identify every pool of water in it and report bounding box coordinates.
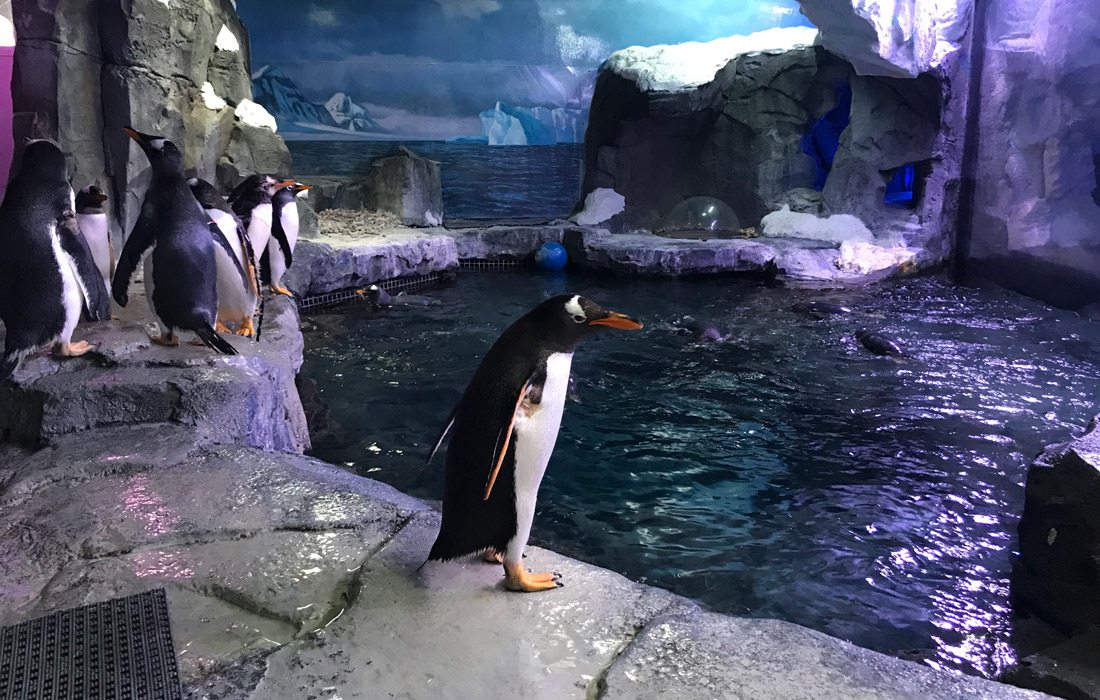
[300,270,1100,678]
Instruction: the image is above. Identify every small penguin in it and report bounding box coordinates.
[0,140,110,379]
[75,185,112,293]
[262,179,311,297]
[190,177,260,337]
[112,128,240,354]
[228,174,296,294]
[791,300,852,315]
[426,294,642,592]
[855,328,908,358]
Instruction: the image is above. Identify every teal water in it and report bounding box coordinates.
[301,270,1100,678]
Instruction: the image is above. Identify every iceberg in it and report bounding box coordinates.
[478,102,584,146]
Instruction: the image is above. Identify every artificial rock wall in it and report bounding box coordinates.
[967,0,1100,309]
[11,0,290,239]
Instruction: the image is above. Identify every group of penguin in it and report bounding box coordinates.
[0,129,310,379]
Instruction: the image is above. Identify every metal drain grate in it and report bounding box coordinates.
[298,271,452,310]
[459,258,533,271]
[0,589,183,700]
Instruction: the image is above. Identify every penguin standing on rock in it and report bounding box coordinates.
[112,128,239,354]
[0,140,111,380]
[228,174,296,294]
[190,177,260,337]
[263,180,310,297]
[75,185,112,293]
[426,294,642,592]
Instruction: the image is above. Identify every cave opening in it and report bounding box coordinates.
[883,159,931,209]
[802,83,851,191]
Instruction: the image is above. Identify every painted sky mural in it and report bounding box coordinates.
[237,0,811,143]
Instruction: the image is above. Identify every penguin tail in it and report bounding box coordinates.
[194,325,239,355]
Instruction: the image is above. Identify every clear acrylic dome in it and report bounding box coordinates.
[656,196,741,239]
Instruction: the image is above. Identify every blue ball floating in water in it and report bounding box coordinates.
[535,242,568,271]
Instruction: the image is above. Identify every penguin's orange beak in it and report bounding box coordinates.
[122,127,142,143]
[276,179,298,189]
[293,183,312,193]
[589,312,643,330]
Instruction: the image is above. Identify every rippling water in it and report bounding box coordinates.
[300,271,1100,677]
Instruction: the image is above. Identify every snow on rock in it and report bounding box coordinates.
[760,205,874,244]
[799,0,970,78]
[835,240,920,274]
[215,24,240,52]
[201,81,227,111]
[604,26,819,93]
[235,99,278,132]
[572,188,625,226]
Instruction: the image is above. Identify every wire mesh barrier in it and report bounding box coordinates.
[298,257,535,311]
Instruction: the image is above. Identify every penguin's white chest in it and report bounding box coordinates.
[512,352,573,497]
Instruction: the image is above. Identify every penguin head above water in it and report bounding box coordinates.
[123,127,184,175]
[76,185,108,213]
[530,294,643,350]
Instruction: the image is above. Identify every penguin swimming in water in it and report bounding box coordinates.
[75,185,111,293]
[855,329,908,358]
[262,179,311,297]
[426,294,642,591]
[190,177,260,337]
[0,140,111,379]
[228,174,296,295]
[112,128,240,354]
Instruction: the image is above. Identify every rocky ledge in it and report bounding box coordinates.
[0,289,307,453]
[0,425,1051,699]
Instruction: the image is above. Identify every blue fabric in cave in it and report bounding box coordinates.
[884,164,917,206]
[802,84,852,190]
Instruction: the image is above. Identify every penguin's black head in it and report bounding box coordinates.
[19,140,68,181]
[533,294,643,348]
[76,185,108,211]
[271,178,305,203]
[124,127,184,174]
[188,177,224,209]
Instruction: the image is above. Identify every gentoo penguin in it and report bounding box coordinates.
[426,294,642,591]
[190,177,260,337]
[75,185,112,293]
[262,180,310,297]
[855,328,908,358]
[0,140,111,379]
[112,128,239,354]
[227,174,295,294]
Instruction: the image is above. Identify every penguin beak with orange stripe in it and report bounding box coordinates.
[588,310,643,330]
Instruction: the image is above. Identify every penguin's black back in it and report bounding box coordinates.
[146,180,220,330]
[0,147,75,357]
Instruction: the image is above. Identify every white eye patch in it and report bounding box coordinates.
[565,295,586,324]
[149,138,166,151]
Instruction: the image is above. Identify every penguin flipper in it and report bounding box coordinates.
[270,218,294,269]
[208,221,250,290]
[58,212,110,320]
[483,378,533,501]
[112,207,156,307]
[427,403,458,464]
[235,215,260,296]
[194,325,238,355]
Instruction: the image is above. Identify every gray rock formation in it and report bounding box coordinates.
[450,224,567,260]
[11,0,290,239]
[283,232,458,296]
[0,295,308,453]
[1015,416,1100,634]
[363,147,444,227]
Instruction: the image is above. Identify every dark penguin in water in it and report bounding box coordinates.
[855,329,908,358]
[75,185,111,293]
[112,129,240,354]
[262,180,311,297]
[0,140,110,379]
[190,177,260,337]
[426,294,642,591]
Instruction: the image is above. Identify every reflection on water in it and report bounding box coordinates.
[301,271,1100,678]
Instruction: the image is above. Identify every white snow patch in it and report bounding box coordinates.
[761,205,874,244]
[571,188,625,226]
[424,210,442,227]
[200,82,227,111]
[215,24,240,52]
[836,241,919,274]
[605,26,819,93]
[235,99,278,133]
